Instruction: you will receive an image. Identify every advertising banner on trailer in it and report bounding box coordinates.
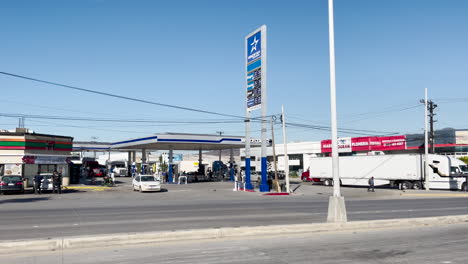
[321,135,406,153]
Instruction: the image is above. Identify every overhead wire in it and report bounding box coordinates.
[0,71,251,120]
[0,71,417,137]
[0,112,249,124]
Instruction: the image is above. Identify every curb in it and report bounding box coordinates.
[63,186,111,190]
[401,193,468,197]
[2,214,468,254]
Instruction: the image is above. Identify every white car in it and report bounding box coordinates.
[37,173,54,191]
[132,175,161,192]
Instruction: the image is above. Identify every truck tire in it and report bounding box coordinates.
[401,181,412,190]
[324,179,332,186]
[412,182,422,190]
[462,182,467,192]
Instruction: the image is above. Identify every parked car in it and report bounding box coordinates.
[0,175,24,194]
[132,175,161,192]
[39,173,54,192]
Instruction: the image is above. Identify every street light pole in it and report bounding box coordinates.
[326,0,347,223]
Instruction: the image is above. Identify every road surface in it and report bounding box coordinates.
[1,182,468,240]
[7,222,468,263]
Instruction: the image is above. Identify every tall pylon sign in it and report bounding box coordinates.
[244,25,268,191]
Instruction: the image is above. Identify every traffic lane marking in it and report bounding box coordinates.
[63,186,111,189]
[401,193,468,197]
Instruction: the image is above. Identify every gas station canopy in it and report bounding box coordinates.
[108,133,261,151]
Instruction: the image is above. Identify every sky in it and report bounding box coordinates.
[1,0,468,144]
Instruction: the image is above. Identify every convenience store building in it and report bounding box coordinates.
[0,129,73,186]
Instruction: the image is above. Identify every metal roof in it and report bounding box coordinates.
[74,133,260,151]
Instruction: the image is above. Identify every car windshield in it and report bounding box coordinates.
[140,176,156,182]
[459,165,468,173]
[2,176,22,182]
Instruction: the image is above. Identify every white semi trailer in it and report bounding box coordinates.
[309,154,467,190]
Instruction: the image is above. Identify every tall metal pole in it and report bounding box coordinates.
[244,113,253,189]
[281,105,290,193]
[424,88,430,190]
[260,25,269,192]
[326,0,347,223]
[328,0,340,198]
[428,101,436,154]
[270,118,279,192]
[216,131,223,162]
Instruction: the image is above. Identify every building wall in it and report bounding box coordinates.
[240,141,322,173]
[456,131,468,144]
[0,132,73,186]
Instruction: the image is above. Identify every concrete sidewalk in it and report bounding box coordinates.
[2,214,468,255]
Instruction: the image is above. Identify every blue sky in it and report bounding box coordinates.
[1,0,468,143]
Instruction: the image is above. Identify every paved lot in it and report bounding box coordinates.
[7,222,468,263]
[1,178,468,241]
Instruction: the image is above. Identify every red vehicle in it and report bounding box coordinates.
[301,170,311,181]
[301,170,320,182]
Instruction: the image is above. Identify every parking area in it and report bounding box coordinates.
[2,177,468,241]
[2,177,468,210]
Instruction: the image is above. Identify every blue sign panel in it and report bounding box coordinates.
[247,59,261,72]
[246,27,264,112]
[247,31,261,63]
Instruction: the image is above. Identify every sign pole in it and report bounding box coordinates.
[245,25,268,192]
[259,25,269,192]
[326,0,347,222]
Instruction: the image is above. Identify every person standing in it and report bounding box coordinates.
[208,170,213,181]
[368,176,375,192]
[52,171,62,194]
[110,170,115,186]
[34,173,43,194]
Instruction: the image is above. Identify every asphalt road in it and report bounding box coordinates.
[7,222,468,263]
[1,180,468,240]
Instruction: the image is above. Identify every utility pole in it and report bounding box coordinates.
[423,88,429,191]
[270,117,279,192]
[216,131,224,161]
[420,91,437,191]
[421,99,437,154]
[18,117,25,128]
[428,101,437,154]
[281,105,290,193]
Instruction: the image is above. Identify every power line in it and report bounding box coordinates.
[0,72,408,137]
[0,112,248,124]
[341,104,422,124]
[285,122,397,135]
[27,119,161,135]
[0,71,248,119]
[1,110,397,135]
[286,103,422,125]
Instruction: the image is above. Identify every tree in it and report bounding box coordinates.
[458,157,468,165]
[158,155,168,172]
